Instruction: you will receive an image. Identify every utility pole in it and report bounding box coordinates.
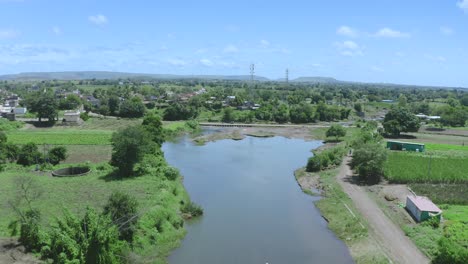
[285,68,289,84]
[249,64,255,100]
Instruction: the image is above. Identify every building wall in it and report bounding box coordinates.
[406,197,422,222]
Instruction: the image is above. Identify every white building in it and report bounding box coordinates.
[63,110,81,123]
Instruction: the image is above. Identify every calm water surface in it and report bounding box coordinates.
[164,135,354,264]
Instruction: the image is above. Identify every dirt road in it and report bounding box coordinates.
[337,157,429,264]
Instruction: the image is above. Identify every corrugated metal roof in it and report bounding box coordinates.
[407,195,441,213]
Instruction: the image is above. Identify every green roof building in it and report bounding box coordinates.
[386,141,425,152]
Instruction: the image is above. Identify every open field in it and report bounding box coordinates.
[7,130,113,145]
[401,132,468,145]
[384,152,468,183]
[0,163,189,263]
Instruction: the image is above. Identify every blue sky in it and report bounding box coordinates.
[1,0,468,87]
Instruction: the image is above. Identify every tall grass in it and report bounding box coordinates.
[384,152,468,183]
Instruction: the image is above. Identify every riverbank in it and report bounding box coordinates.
[191,125,318,145]
[294,167,390,264]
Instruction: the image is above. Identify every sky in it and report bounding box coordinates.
[1,0,468,87]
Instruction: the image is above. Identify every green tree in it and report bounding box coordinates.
[354,103,362,112]
[383,107,421,137]
[119,97,146,118]
[351,143,388,184]
[59,94,82,110]
[17,143,41,166]
[108,96,121,115]
[142,112,165,145]
[48,146,68,165]
[222,107,235,123]
[28,93,59,124]
[326,124,347,141]
[103,191,139,243]
[110,126,155,175]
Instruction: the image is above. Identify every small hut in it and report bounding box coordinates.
[406,195,442,222]
[386,141,425,152]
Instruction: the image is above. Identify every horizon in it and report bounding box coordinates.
[1,0,468,87]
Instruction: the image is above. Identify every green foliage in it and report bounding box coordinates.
[326,124,347,140]
[26,92,59,124]
[433,222,468,264]
[80,111,90,121]
[48,146,68,165]
[306,146,346,172]
[222,107,234,123]
[46,207,124,264]
[59,94,82,110]
[104,191,139,243]
[351,143,388,184]
[383,107,421,136]
[180,201,203,218]
[15,209,47,253]
[7,130,112,145]
[384,152,468,183]
[164,102,198,121]
[163,166,180,181]
[142,112,165,145]
[0,119,24,131]
[441,107,468,127]
[289,103,315,123]
[119,97,146,118]
[17,142,41,166]
[354,103,362,112]
[111,126,156,176]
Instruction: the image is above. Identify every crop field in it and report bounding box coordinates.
[409,183,468,205]
[384,152,468,183]
[6,130,113,145]
[424,143,468,151]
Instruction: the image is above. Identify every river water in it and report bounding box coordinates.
[164,135,354,264]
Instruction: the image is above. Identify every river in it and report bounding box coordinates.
[163,135,354,264]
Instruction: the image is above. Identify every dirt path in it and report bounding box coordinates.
[0,238,41,264]
[337,157,429,264]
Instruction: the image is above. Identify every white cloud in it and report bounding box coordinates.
[337,26,358,38]
[159,45,169,51]
[223,44,239,53]
[51,26,62,35]
[0,44,76,65]
[0,29,20,39]
[200,59,214,67]
[425,54,446,62]
[440,26,454,35]
[88,14,108,26]
[458,0,468,12]
[167,58,187,66]
[334,40,363,56]
[260,39,270,48]
[371,66,384,72]
[374,27,410,38]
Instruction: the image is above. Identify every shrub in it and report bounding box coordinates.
[326,124,347,141]
[80,112,90,121]
[48,146,68,165]
[181,201,203,218]
[17,143,42,166]
[306,156,321,172]
[103,191,139,243]
[163,166,179,181]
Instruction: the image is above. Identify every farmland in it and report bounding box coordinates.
[383,151,468,183]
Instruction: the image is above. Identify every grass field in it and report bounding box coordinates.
[7,130,113,145]
[384,152,468,183]
[0,162,190,263]
[5,119,188,146]
[425,143,468,151]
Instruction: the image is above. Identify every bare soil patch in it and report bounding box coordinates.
[0,238,41,264]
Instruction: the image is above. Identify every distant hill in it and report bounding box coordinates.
[291,76,339,83]
[0,71,269,81]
